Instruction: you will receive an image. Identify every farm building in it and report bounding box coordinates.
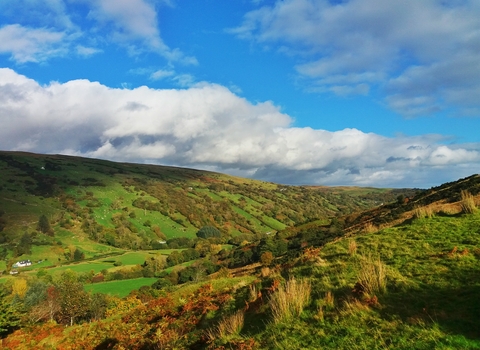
[13,260,32,268]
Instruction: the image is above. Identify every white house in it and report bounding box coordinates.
[12,260,32,268]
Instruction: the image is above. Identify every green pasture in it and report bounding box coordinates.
[102,251,162,265]
[45,261,114,275]
[84,277,158,297]
[257,215,286,231]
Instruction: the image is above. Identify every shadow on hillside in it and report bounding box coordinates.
[379,273,480,339]
[94,338,119,349]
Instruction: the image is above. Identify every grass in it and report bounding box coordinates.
[44,261,114,275]
[109,251,157,265]
[461,190,477,214]
[269,277,311,324]
[206,310,245,343]
[356,255,387,296]
[253,211,480,349]
[84,277,158,297]
[170,275,257,301]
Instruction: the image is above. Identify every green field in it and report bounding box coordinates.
[84,278,158,297]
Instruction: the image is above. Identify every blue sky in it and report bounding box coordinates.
[0,0,479,188]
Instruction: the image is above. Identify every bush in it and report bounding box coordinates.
[196,226,221,239]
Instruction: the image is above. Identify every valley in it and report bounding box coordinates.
[0,151,479,349]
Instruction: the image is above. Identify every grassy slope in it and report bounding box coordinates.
[6,209,479,350]
[256,211,480,349]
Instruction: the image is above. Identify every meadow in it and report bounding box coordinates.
[84,277,158,297]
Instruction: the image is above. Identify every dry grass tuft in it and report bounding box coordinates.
[348,240,357,256]
[205,310,245,342]
[323,291,335,310]
[363,222,377,233]
[341,298,371,316]
[248,284,260,302]
[356,255,387,296]
[260,267,271,278]
[269,277,311,324]
[413,205,435,219]
[437,205,458,216]
[460,190,476,214]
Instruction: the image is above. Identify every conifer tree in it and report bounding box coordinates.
[37,214,52,235]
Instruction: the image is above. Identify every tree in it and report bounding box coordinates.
[0,288,21,336]
[45,285,61,321]
[166,251,184,267]
[15,232,32,256]
[57,271,90,325]
[12,279,28,299]
[260,251,274,266]
[24,280,47,308]
[142,255,166,277]
[89,293,108,321]
[73,248,85,261]
[196,226,221,239]
[37,214,52,235]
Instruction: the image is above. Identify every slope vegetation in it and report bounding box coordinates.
[2,192,480,349]
[0,151,409,265]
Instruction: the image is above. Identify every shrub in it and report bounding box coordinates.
[260,251,274,266]
[269,277,311,324]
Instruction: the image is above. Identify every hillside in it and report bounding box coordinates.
[0,151,412,267]
[1,179,479,349]
[1,151,479,349]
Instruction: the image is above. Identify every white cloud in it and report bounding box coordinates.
[172,73,195,87]
[0,0,196,65]
[150,69,175,80]
[85,0,197,64]
[1,68,479,187]
[0,24,67,63]
[76,45,102,57]
[232,0,480,116]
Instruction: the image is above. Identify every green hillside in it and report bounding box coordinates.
[1,151,479,349]
[0,151,411,269]
[2,190,479,349]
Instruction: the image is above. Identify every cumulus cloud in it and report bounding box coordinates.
[1,68,479,187]
[232,0,480,116]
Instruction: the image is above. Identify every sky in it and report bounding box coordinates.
[0,0,479,188]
